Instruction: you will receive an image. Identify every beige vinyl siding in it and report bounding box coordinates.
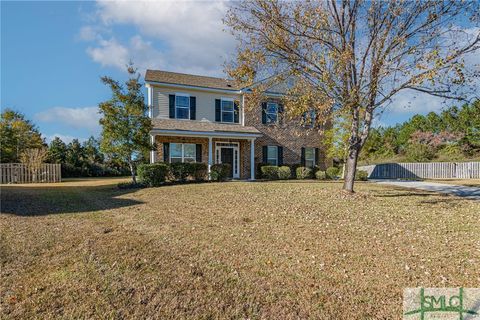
[155,91,169,118]
[151,85,241,123]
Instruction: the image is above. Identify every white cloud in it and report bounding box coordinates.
[44,134,87,144]
[35,106,101,134]
[86,38,130,69]
[387,89,447,114]
[77,26,102,41]
[86,35,167,71]
[81,0,235,76]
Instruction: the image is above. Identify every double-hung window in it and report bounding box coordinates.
[221,99,234,123]
[170,143,196,163]
[175,94,190,119]
[306,109,316,128]
[305,147,315,168]
[267,146,278,165]
[266,102,278,124]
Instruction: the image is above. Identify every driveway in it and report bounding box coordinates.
[373,180,480,200]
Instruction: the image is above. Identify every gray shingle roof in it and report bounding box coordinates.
[145,70,240,91]
[152,118,261,135]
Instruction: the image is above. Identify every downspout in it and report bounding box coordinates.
[241,92,245,126]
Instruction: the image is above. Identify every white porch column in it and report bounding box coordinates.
[250,138,256,180]
[208,137,213,179]
[150,134,156,163]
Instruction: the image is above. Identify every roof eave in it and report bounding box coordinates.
[145,80,242,94]
[150,128,262,138]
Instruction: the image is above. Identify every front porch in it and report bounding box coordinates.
[150,119,262,180]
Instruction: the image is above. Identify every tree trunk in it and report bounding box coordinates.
[342,103,374,193]
[342,144,360,193]
[129,161,137,184]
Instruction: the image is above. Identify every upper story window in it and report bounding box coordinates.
[215,98,239,123]
[267,146,278,165]
[175,94,190,119]
[221,99,234,123]
[170,143,196,163]
[266,102,278,124]
[303,109,317,128]
[169,94,195,120]
[305,147,315,168]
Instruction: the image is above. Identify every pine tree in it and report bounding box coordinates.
[47,137,67,164]
[83,136,104,164]
[66,139,85,168]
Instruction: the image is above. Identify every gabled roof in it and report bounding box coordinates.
[145,70,241,91]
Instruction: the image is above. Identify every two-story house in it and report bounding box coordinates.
[145,69,327,180]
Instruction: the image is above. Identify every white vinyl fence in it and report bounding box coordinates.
[358,161,480,179]
[0,163,61,184]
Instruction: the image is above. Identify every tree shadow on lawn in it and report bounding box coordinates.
[373,187,464,205]
[0,184,143,216]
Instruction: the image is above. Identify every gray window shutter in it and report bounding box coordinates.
[262,146,268,163]
[315,148,319,166]
[234,101,239,123]
[169,95,175,118]
[190,96,196,120]
[278,146,283,166]
[261,102,267,124]
[196,144,202,162]
[215,99,221,122]
[300,147,306,166]
[163,143,170,162]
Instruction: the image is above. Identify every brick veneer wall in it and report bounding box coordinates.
[153,96,330,179]
[155,136,209,164]
[243,96,330,171]
[154,136,252,179]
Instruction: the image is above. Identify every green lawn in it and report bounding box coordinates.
[1,179,479,319]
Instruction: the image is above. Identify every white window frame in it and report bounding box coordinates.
[267,146,278,166]
[170,143,196,163]
[305,147,315,168]
[221,98,234,123]
[215,142,240,178]
[175,93,190,120]
[266,102,278,124]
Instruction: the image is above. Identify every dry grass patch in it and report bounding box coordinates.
[1,179,479,319]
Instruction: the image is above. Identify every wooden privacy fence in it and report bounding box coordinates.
[0,163,61,184]
[358,161,480,179]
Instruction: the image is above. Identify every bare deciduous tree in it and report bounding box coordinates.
[225,0,480,192]
[20,148,48,167]
[20,148,48,182]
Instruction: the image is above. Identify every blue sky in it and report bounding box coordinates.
[1,1,476,144]
[2,1,125,142]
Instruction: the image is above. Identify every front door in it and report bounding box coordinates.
[216,142,240,179]
[220,148,234,178]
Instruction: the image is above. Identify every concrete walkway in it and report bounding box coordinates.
[373,180,480,201]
